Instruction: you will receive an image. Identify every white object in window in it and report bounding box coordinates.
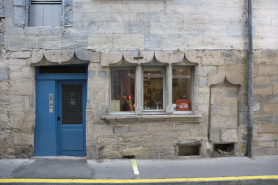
[30,0,62,26]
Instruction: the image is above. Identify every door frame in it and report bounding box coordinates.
[34,65,88,156]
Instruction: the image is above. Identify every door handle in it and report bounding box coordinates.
[57,116,60,124]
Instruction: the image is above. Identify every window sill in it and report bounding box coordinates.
[100,114,202,125]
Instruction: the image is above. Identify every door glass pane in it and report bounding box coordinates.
[62,85,83,124]
[111,69,135,112]
[143,70,163,110]
[172,68,191,111]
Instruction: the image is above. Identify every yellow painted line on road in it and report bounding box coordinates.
[131,159,139,175]
[0,176,278,183]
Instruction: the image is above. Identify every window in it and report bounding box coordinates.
[110,65,193,115]
[30,0,62,26]
[172,68,192,112]
[111,68,135,112]
[143,68,165,111]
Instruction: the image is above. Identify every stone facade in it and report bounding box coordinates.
[0,0,277,158]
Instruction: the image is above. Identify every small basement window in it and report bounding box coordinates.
[214,143,234,155]
[123,155,135,159]
[178,145,200,156]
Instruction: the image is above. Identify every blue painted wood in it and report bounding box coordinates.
[34,80,57,156]
[57,80,87,156]
[34,65,88,156]
[61,129,84,151]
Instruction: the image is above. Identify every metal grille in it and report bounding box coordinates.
[39,66,86,74]
[62,85,83,125]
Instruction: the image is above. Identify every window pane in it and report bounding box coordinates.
[172,68,191,111]
[143,70,163,110]
[30,3,62,27]
[111,69,135,112]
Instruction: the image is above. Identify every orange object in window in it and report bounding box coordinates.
[176,99,190,111]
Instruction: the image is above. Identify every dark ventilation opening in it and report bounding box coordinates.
[39,66,87,74]
[123,155,135,159]
[214,143,234,156]
[178,145,200,156]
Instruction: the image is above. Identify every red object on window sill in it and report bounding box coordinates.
[176,99,190,111]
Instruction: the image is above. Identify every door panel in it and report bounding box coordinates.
[57,80,86,156]
[61,129,84,151]
[34,80,57,156]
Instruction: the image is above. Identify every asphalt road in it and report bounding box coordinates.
[0,155,278,184]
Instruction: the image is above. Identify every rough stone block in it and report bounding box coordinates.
[0,69,8,81]
[264,148,278,155]
[38,36,62,50]
[88,34,113,52]
[113,126,129,134]
[259,124,278,133]
[220,129,238,142]
[10,52,31,59]
[254,76,271,85]
[258,65,278,76]
[268,94,278,102]
[99,135,119,144]
[99,22,125,34]
[273,84,278,94]
[9,59,26,66]
[180,130,201,137]
[212,37,233,49]
[162,34,189,50]
[262,104,278,114]
[222,105,237,117]
[129,142,141,148]
[210,117,237,129]
[144,34,162,51]
[111,13,129,21]
[153,132,179,140]
[253,85,272,95]
[210,130,220,142]
[189,36,212,49]
[257,141,276,148]
[88,79,108,90]
[175,123,200,131]
[126,22,150,34]
[10,80,34,96]
[101,149,122,159]
[136,13,160,22]
[121,148,148,158]
[10,71,22,80]
[14,133,33,146]
[113,34,144,50]
[87,141,99,159]
[122,133,152,142]
[143,141,172,148]
[177,0,202,5]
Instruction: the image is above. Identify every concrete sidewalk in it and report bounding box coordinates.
[0,155,278,184]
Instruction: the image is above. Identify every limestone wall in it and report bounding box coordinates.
[0,0,278,158]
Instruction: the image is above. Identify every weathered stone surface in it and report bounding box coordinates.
[10,52,31,59]
[0,69,8,81]
[220,129,238,142]
[121,148,148,158]
[259,124,278,133]
[87,141,99,159]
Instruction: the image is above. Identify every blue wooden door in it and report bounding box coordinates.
[57,80,87,156]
